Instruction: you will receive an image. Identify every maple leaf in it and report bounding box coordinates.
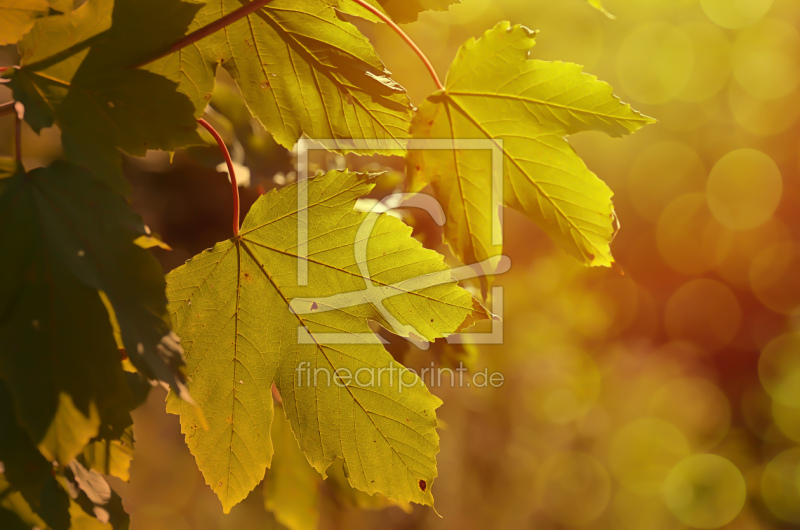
[6,0,203,194]
[149,0,412,154]
[0,160,188,465]
[0,0,48,45]
[263,403,407,530]
[409,22,654,281]
[263,405,321,530]
[165,169,489,512]
[0,382,70,530]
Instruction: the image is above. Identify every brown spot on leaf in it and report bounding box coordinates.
[310,301,318,310]
[418,479,427,492]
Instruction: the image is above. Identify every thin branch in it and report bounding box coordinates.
[133,0,274,68]
[14,108,22,163]
[198,118,241,238]
[349,0,445,91]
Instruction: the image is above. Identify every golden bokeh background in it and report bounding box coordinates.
[4,0,800,528]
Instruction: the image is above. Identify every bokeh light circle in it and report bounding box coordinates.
[663,454,746,528]
[732,19,800,101]
[758,333,800,407]
[649,378,731,450]
[771,401,800,443]
[700,0,773,29]
[657,193,731,275]
[706,148,782,230]
[534,451,612,526]
[664,279,742,353]
[616,22,694,105]
[679,22,731,103]
[729,84,800,136]
[761,448,800,523]
[609,418,691,496]
[750,243,800,315]
[629,141,705,223]
[523,346,602,425]
[714,218,791,287]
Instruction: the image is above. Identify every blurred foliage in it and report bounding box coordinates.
[4,0,800,528]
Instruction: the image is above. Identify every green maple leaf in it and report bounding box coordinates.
[81,427,135,482]
[0,475,48,530]
[6,0,203,194]
[263,402,411,530]
[0,382,70,530]
[0,0,49,45]
[264,406,321,530]
[149,0,412,154]
[0,161,189,465]
[165,169,488,512]
[409,22,653,279]
[337,0,460,23]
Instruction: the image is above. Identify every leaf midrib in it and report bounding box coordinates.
[446,89,652,129]
[239,241,426,490]
[443,92,609,260]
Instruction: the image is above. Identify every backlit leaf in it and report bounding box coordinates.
[150,0,412,153]
[0,0,48,45]
[7,0,203,194]
[0,475,48,530]
[166,169,488,512]
[409,22,653,279]
[82,428,134,482]
[587,0,614,19]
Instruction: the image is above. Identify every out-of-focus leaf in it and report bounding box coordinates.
[0,382,70,530]
[166,169,488,512]
[38,394,100,465]
[0,506,31,530]
[65,459,129,529]
[0,475,48,530]
[0,0,48,45]
[47,0,74,13]
[0,161,189,458]
[82,428,134,482]
[149,0,412,154]
[587,0,614,19]
[410,22,653,282]
[6,0,203,194]
[264,407,319,530]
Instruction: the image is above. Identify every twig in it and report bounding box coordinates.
[198,118,241,237]
[14,106,21,163]
[133,0,274,68]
